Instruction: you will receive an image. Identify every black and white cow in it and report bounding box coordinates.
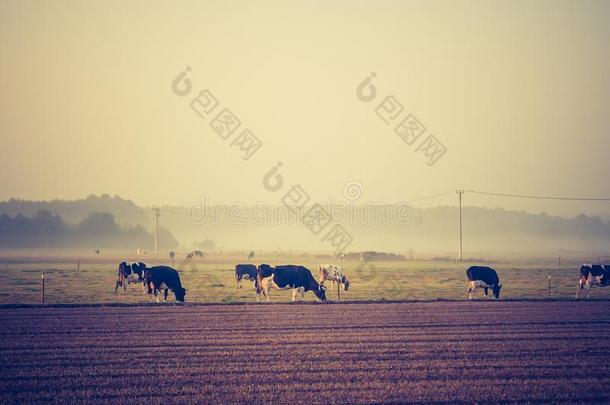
[115,261,148,292]
[144,266,186,303]
[576,264,610,298]
[318,264,350,300]
[256,264,327,302]
[466,266,502,299]
[235,264,258,289]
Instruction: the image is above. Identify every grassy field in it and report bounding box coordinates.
[1,301,610,404]
[0,251,603,304]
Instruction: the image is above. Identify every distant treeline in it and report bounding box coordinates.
[0,194,148,225]
[4,195,610,251]
[0,210,178,248]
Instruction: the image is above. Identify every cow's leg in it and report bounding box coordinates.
[155,289,160,303]
[469,283,476,299]
[115,279,120,293]
[483,287,489,297]
[585,276,593,298]
[164,289,168,303]
[292,288,297,302]
[259,282,270,302]
[236,274,241,289]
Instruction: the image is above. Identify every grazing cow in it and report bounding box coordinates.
[235,264,258,289]
[144,266,186,303]
[466,266,502,299]
[318,264,350,300]
[576,264,610,298]
[115,261,148,292]
[256,264,326,302]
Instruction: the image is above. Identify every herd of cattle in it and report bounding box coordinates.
[114,260,610,303]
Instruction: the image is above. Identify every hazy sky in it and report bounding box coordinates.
[1,0,609,216]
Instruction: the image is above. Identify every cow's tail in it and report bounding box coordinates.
[115,262,124,292]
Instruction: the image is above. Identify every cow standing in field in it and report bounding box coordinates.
[318,264,350,300]
[576,264,610,298]
[144,266,187,303]
[466,266,502,299]
[235,264,258,289]
[115,261,148,293]
[256,264,327,302]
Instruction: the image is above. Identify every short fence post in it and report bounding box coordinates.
[547,272,551,297]
[42,273,45,304]
[77,260,80,271]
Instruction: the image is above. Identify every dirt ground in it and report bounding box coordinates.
[1,300,609,404]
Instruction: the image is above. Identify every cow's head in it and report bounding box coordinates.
[257,264,274,278]
[342,275,350,291]
[493,284,502,299]
[119,261,131,275]
[133,262,147,281]
[314,284,327,301]
[175,287,186,302]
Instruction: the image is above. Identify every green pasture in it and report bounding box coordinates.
[0,257,599,304]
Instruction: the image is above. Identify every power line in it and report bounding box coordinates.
[405,191,455,204]
[162,207,188,215]
[466,190,610,201]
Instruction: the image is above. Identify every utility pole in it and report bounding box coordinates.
[457,190,464,262]
[152,207,161,256]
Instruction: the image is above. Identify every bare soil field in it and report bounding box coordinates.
[1,301,609,404]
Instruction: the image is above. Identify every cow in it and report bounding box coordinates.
[115,261,148,293]
[144,266,186,303]
[318,264,350,300]
[235,264,258,289]
[256,264,327,302]
[466,266,502,299]
[576,264,610,298]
